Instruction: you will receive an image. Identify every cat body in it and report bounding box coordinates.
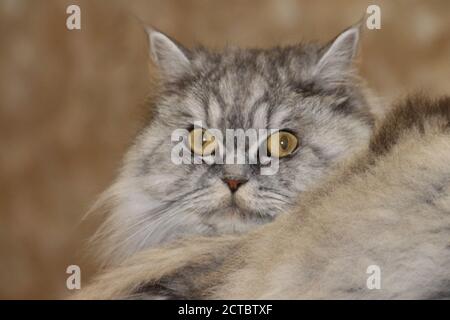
[78,95,450,299]
[90,24,374,266]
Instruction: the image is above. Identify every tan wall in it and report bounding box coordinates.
[0,0,449,299]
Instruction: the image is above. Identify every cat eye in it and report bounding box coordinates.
[266,131,298,158]
[188,128,217,156]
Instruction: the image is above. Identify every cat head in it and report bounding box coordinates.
[92,24,375,265]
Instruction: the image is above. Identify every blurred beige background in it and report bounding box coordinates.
[0,0,449,299]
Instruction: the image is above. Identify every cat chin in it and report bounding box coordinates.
[202,204,276,234]
[204,212,270,235]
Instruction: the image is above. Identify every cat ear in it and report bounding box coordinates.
[146,27,191,79]
[314,24,361,84]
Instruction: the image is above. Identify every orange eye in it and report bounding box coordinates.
[188,128,217,156]
[267,131,298,158]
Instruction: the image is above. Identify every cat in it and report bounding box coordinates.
[77,95,450,299]
[88,23,375,267]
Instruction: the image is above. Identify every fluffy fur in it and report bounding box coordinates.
[77,95,450,299]
[89,25,374,267]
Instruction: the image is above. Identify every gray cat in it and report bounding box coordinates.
[89,24,374,266]
[78,95,450,300]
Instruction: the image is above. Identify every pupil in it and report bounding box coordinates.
[280,136,288,150]
[202,135,214,145]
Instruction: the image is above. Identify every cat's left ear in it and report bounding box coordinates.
[314,23,361,83]
[146,27,191,79]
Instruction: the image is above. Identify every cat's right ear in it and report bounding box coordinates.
[313,23,361,86]
[146,27,191,79]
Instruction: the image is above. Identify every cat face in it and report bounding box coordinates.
[94,25,374,265]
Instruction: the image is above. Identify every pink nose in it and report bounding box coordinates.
[223,178,247,192]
